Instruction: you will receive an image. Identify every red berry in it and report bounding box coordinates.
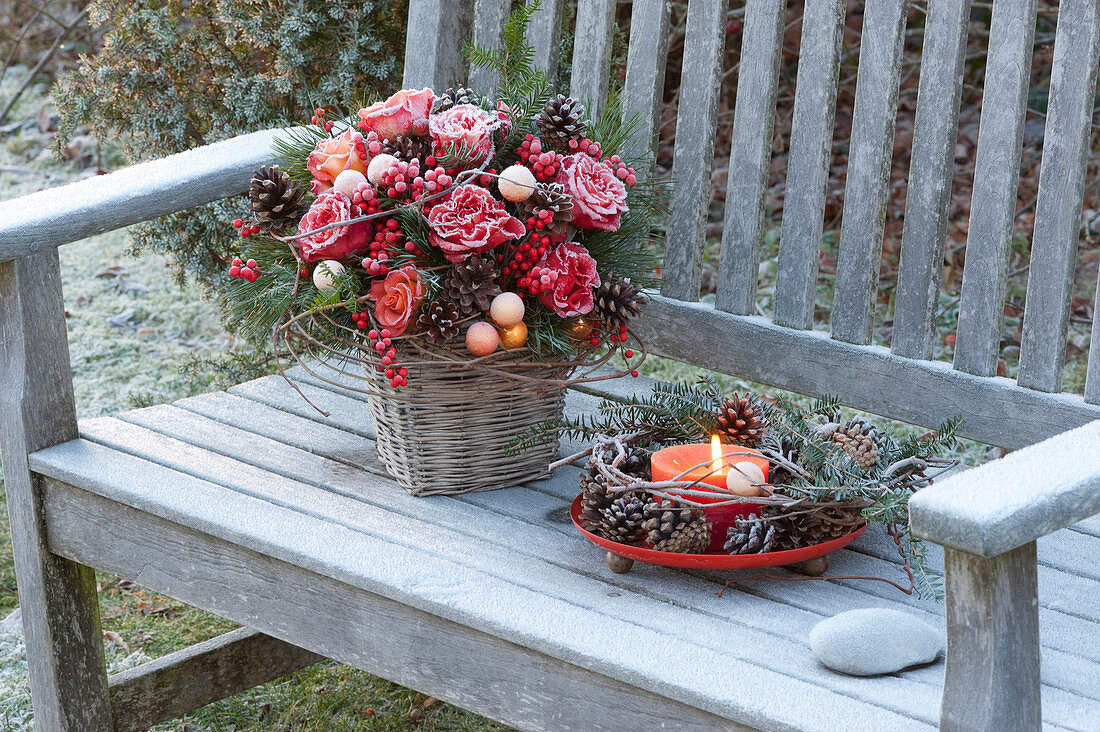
[232,219,243,228]
[229,266,241,277]
[625,349,634,358]
[631,370,639,378]
[246,259,257,269]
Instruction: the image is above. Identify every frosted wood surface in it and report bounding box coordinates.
[526,0,565,84]
[569,0,616,119]
[716,0,786,315]
[662,0,729,302]
[1017,0,1100,393]
[621,0,671,174]
[910,419,1100,557]
[832,0,908,344]
[892,0,972,359]
[468,0,511,94]
[0,129,277,263]
[774,0,846,329]
[402,0,472,90]
[952,0,1038,376]
[633,295,1100,448]
[1090,268,1100,403]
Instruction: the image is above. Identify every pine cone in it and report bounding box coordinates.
[444,255,501,316]
[725,502,864,554]
[768,435,802,486]
[592,278,647,331]
[715,394,769,447]
[599,494,648,544]
[536,95,587,148]
[643,502,712,554]
[724,513,782,554]
[516,182,574,238]
[415,299,460,345]
[248,165,305,231]
[832,418,884,471]
[579,461,613,530]
[382,133,431,163]
[432,86,480,114]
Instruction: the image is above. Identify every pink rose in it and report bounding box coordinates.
[307,128,368,194]
[428,104,498,163]
[297,191,372,263]
[536,241,602,317]
[557,153,628,231]
[357,88,434,141]
[368,265,424,335]
[427,185,525,263]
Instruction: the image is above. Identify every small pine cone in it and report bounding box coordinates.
[516,182,574,237]
[444,255,501,316]
[579,461,613,530]
[598,494,648,544]
[415,299,461,345]
[432,86,480,114]
[592,278,648,331]
[536,94,588,149]
[382,133,431,163]
[768,435,802,486]
[832,418,884,471]
[643,502,712,554]
[248,165,305,231]
[724,514,780,554]
[715,394,769,447]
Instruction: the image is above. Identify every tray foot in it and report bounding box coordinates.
[785,555,830,576]
[605,552,635,574]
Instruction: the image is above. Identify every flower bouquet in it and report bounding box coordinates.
[223,11,665,495]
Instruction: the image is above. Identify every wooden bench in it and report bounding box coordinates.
[1,0,1099,730]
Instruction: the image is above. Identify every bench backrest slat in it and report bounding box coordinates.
[662,0,730,302]
[469,0,512,95]
[1017,0,1100,393]
[892,0,972,360]
[716,0,787,316]
[773,0,845,330]
[622,0,672,178]
[402,0,471,90]
[831,0,909,345]
[951,0,1037,377]
[569,0,617,120]
[527,0,566,84]
[1089,289,1100,404]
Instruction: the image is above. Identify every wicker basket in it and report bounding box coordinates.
[361,346,566,496]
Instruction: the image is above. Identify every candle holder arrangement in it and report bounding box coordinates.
[221,7,667,495]
[521,378,960,597]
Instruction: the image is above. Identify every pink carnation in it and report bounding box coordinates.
[428,104,498,163]
[297,191,372,263]
[557,153,628,231]
[536,241,601,317]
[427,185,525,263]
[358,88,434,141]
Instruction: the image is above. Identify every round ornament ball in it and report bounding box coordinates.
[465,322,500,356]
[366,153,399,186]
[726,461,767,497]
[498,321,528,350]
[490,292,525,327]
[497,164,537,202]
[333,169,367,198]
[312,260,346,292]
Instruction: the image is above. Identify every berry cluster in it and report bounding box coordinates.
[366,329,408,388]
[568,138,602,158]
[603,155,638,187]
[232,218,263,238]
[310,107,334,133]
[364,218,407,274]
[517,263,559,296]
[503,238,551,287]
[517,135,563,182]
[228,257,262,282]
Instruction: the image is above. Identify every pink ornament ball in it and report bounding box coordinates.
[489,292,525,327]
[497,164,537,202]
[465,321,500,356]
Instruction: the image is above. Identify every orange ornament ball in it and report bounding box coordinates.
[465,321,500,356]
[499,321,528,350]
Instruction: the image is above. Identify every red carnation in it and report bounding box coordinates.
[536,241,601,317]
[427,185,525,263]
[557,152,628,231]
[297,191,371,263]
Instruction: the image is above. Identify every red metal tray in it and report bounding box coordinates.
[570,494,867,569]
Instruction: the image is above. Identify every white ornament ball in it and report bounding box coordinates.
[312,260,346,292]
[490,292,525,327]
[333,169,367,198]
[497,164,537,202]
[366,153,399,186]
[465,321,500,356]
[725,461,767,497]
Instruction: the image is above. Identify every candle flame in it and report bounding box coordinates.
[710,434,722,473]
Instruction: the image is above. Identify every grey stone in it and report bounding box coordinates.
[809,608,944,677]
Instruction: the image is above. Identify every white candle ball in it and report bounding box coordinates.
[332,169,367,198]
[465,321,500,356]
[490,292,525,327]
[725,461,767,497]
[497,164,537,202]
[366,153,399,185]
[312,260,346,292]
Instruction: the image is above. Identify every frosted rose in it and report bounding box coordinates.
[307,128,367,194]
[368,265,424,335]
[427,185,525,263]
[557,153,628,231]
[536,241,601,317]
[297,191,372,263]
[428,104,498,163]
[357,88,434,141]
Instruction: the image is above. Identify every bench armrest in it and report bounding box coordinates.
[909,419,1100,557]
[0,128,280,264]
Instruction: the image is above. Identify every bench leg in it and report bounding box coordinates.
[940,543,1041,732]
